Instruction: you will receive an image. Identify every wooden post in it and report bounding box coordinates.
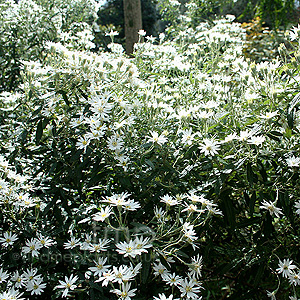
[123,0,143,55]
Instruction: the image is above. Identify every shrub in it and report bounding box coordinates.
[0,0,98,92]
[2,3,300,300]
[241,17,287,62]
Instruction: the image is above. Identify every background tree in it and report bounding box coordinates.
[123,0,143,54]
[237,0,298,29]
[95,0,162,50]
[182,0,298,30]
[0,0,98,92]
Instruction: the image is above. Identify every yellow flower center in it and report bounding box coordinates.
[186,286,192,292]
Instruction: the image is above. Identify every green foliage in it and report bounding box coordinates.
[35,0,98,29]
[241,17,287,62]
[0,0,98,92]
[165,0,299,31]
[95,0,161,49]
[246,0,296,29]
[186,0,234,25]
[2,2,300,300]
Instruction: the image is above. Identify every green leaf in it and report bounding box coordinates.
[214,177,221,195]
[48,162,57,175]
[32,106,43,117]
[219,189,236,228]
[89,281,103,292]
[287,109,294,129]
[145,159,155,169]
[266,131,282,142]
[244,191,250,206]
[285,127,292,138]
[56,90,70,106]
[116,175,133,189]
[42,197,57,216]
[237,217,260,228]
[249,192,256,216]
[141,170,158,190]
[51,120,57,136]
[19,129,28,143]
[53,206,63,226]
[262,213,274,238]
[288,92,300,114]
[28,89,33,100]
[71,149,82,162]
[279,191,293,223]
[257,160,267,183]
[35,119,43,145]
[175,249,190,258]
[141,252,151,284]
[246,163,254,186]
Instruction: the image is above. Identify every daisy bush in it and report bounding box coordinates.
[1,1,300,299]
[0,0,99,92]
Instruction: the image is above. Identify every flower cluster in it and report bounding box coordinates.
[1,1,300,298]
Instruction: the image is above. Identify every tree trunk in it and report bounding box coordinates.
[123,0,143,55]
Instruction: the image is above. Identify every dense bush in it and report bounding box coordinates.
[165,0,299,30]
[0,0,99,92]
[94,0,162,50]
[2,1,300,300]
[241,17,287,62]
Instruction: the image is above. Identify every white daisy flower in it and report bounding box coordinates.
[93,206,113,222]
[199,138,220,156]
[147,131,168,146]
[259,200,283,218]
[286,156,300,167]
[0,231,18,247]
[55,274,79,298]
[22,238,43,257]
[276,259,297,278]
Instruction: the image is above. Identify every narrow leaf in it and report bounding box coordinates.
[288,92,300,114]
[35,119,43,145]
